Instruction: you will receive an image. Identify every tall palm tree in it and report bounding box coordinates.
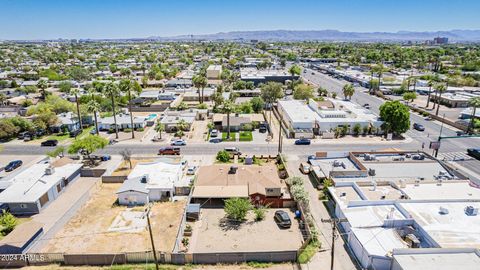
[119,79,142,139]
[426,80,434,108]
[192,74,208,104]
[342,84,355,100]
[467,97,480,134]
[435,83,447,116]
[86,99,100,136]
[37,79,48,100]
[155,121,165,140]
[222,100,235,140]
[69,88,83,131]
[103,82,120,139]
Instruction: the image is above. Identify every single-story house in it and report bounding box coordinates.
[98,113,147,131]
[51,112,80,133]
[212,113,264,132]
[0,159,82,215]
[116,159,188,206]
[191,164,292,207]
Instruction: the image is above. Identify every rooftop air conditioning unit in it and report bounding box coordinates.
[229,166,238,174]
[140,174,149,183]
[45,166,55,175]
[340,192,347,197]
[465,206,479,216]
[439,207,449,215]
[368,168,376,176]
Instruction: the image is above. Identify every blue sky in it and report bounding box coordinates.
[1,0,479,39]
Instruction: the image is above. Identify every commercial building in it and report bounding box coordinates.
[206,65,222,79]
[240,68,299,86]
[0,160,82,215]
[315,150,480,270]
[277,98,382,138]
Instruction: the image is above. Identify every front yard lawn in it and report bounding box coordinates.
[239,131,253,141]
[222,132,236,141]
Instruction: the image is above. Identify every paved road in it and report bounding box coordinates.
[302,67,480,180]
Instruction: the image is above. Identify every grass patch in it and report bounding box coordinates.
[298,240,320,264]
[239,131,253,141]
[76,126,94,139]
[246,261,274,268]
[44,133,70,142]
[222,131,237,141]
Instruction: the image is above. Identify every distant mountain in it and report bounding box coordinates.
[148,29,480,42]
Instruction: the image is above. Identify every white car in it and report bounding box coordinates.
[210,129,219,138]
[171,139,186,146]
[186,166,197,175]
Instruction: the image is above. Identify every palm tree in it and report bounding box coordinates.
[192,74,208,104]
[119,79,141,139]
[342,84,355,100]
[154,121,165,140]
[87,99,100,135]
[426,80,434,108]
[222,100,235,140]
[37,79,48,100]
[69,88,83,131]
[435,83,447,116]
[372,63,387,92]
[467,97,480,134]
[103,82,120,139]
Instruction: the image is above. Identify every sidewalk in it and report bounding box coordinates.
[286,155,359,270]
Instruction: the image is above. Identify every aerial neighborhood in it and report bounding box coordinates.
[0,2,480,269]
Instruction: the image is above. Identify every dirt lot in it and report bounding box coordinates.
[111,158,154,176]
[42,183,185,253]
[190,208,303,253]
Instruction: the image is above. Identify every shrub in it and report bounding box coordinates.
[353,124,361,136]
[0,210,17,235]
[253,206,267,221]
[216,150,230,163]
[123,128,132,133]
[136,127,145,132]
[224,198,252,222]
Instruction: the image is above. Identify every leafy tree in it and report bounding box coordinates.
[288,65,302,89]
[0,210,17,235]
[293,83,314,100]
[379,100,410,135]
[0,119,19,140]
[237,101,253,114]
[352,124,362,136]
[317,87,328,97]
[402,92,417,103]
[250,97,265,113]
[36,79,48,100]
[68,66,90,82]
[58,81,73,93]
[216,150,230,163]
[224,198,252,222]
[176,102,188,111]
[197,103,208,109]
[120,149,132,169]
[47,146,65,158]
[68,135,108,162]
[468,97,480,134]
[342,84,355,100]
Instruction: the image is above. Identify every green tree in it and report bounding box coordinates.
[317,87,328,97]
[261,82,284,124]
[154,121,165,140]
[342,84,355,100]
[253,205,267,221]
[288,65,302,89]
[86,99,100,135]
[222,100,235,139]
[0,210,17,235]
[58,81,73,93]
[467,97,480,134]
[36,79,48,100]
[70,88,83,131]
[216,150,230,163]
[68,66,90,82]
[103,82,120,139]
[250,97,265,113]
[119,79,142,139]
[192,74,208,104]
[402,92,417,103]
[0,119,19,140]
[224,198,252,222]
[68,135,108,162]
[293,83,314,100]
[352,124,362,136]
[379,100,410,135]
[434,83,447,116]
[47,146,65,158]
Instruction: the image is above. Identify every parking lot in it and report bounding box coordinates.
[189,208,303,253]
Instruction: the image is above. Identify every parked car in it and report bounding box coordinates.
[209,138,222,143]
[224,147,242,156]
[69,129,82,137]
[274,210,292,228]
[425,116,433,121]
[5,160,23,172]
[186,166,197,175]
[456,131,467,137]
[210,129,219,138]
[158,147,180,155]
[413,123,425,131]
[299,162,311,174]
[17,131,30,140]
[171,139,187,146]
[259,123,267,133]
[467,148,480,161]
[41,139,58,146]
[295,138,311,145]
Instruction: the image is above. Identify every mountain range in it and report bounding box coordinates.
[148,29,480,42]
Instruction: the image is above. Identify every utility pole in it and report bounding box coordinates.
[146,205,159,270]
[321,218,347,270]
[434,113,446,158]
[278,113,283,154]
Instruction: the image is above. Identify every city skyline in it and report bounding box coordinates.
[1,0,480,40]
